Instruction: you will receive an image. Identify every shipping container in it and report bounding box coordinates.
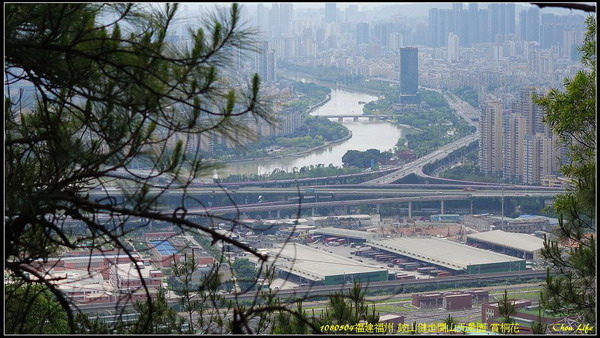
[397,275,416,280]
[417,267,435,273]
[437,271,453,277]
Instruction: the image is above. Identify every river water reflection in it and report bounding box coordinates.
[212,89,407,178]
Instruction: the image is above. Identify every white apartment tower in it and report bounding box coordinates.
[448,32,459,62]
[519,86,547,135]
[255,41,277,83]
[503,113,527,182]
[479,100,504,175]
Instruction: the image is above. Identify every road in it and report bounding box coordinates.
[180,190,559,216]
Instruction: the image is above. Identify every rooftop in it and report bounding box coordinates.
[314,227,380,240]
[149,240,179,255]
[267,243,386,281]
[466,230,546,253]
[369,237,524,271]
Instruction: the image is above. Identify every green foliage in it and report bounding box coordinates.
[530,303,549,334]
[498,289,516,325]
[232,258,259,291]
[130,289,186,334]
[315,281,380,330]
[443,314,457,332]
[207,115,350,160]
[5,283,69,334]
[535,15,596,325]
[5,2,272,333]
[451,86,479,107]
[220,163,361,182]
[364,88,473,157]
[342,149,393,168]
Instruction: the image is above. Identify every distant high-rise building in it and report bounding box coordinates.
[269,3,281,37]
[504,3,516,35]
[468,3,479,44]
[479,100,504,176]
[522,7,540,42]
[374,22,393,48]
[256,3,269,38]
[256,41,277,83]
[489,3,514,38]
[503,113,527,182]
[562,29,576,59]
[399,47,419,105]
[279,3,294,36]
[523,134,540,185]
[478,9,490,43]
[325,3,336,23]
[356,23,370,45]
[519,86,546,135]
[448,32,459,62]
[345,4,358,23]
[428,8,452,48]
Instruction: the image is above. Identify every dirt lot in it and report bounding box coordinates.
[374,222,476,242]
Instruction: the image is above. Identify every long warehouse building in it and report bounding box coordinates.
[266,243,389,286]
[313,228,526,274]
[369,237,526,274]
[466,230,546,260]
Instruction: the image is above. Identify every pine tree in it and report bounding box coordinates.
[5,3,274,333]
[533,15,596,326]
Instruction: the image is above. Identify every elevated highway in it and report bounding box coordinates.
[177,189,560,217]
[362,134,479,184]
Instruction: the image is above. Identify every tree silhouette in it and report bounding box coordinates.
[534,15,596,326]
[4,2,287,333]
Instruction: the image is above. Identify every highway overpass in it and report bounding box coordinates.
[179,189,560,217]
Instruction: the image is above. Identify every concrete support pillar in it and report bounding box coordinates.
[268,210,272,219]
[276,209,281,219]
[344,205,348,214]
[408,201,412,219]
[312,207,316,216]
[353,116,359,122]
[470,199,473,214]
[376,204,380,214]
[441,200,445,214]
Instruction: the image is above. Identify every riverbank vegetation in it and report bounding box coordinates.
[202,80,350,161]
[342,149,393,169]
[219,164,361,182]
[440,152,501,183]
[282,60,475,158]
[363,88,474,157]
[205,116,350,161]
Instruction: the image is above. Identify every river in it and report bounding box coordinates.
[211,88,408,178]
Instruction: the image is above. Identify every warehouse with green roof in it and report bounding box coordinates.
[264,243,389,286]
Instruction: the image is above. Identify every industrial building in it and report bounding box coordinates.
[412,289,488,310]
[308,228,526,274]
[266,243,388,286]
[313,226,379,243]
[462,214,557,233]
[466,230,546,260]
[370,237,526,274]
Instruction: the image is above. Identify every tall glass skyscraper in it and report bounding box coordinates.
[399,47,419,104]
